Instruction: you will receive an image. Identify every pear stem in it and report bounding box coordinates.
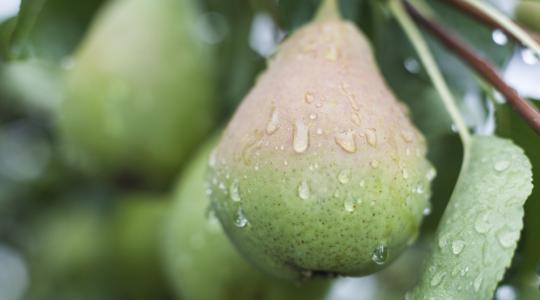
[389,0,472,148]
[315,0,341,22]
[460,0,540,58]
[403,1,540,135]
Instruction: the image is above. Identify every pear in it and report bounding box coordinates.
[163,137,330,300]
[207,1,434,280]
[109,194,171,300]
[57,0,214,182]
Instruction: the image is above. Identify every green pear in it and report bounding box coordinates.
[23,203,117,300]
[207,2,434,280]
[57,0,214,182]
[109,194,171,300]
[163,137,330,300]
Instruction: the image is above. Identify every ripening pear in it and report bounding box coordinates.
[207,1,435,280]
[57,0,214,182]
[163,137,330,300]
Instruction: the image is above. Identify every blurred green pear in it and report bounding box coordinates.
[57,0,215,184]
[163,136,330,300]
[110,193,172,300]
[23,203,117,300]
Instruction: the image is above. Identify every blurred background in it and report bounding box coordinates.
[0,0,538,299]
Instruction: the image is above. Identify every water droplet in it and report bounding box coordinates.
[474,211,492,234]
[430,272,446,287]
[404,57,420,74]
[521,48,539,65]
[304,92,314,104]
[494,160,510,172]
[452,240,465,255]
[426,167,437,181]
[266,108,280,134]
[371,244,388,265]
[208,149,217,167]
[414,184,425,194]
[495,285,517,300]
[316,128,323,135]
[298,180,310,200]
[423,206,432,216]
[234,208,248,228]
[473,274,483,291]
[325,45,339,61]
[401,168,409,179]
[344,197,355,212]
[496,228,519,248]
[492,29,508,46]
[338,169,350,184]
[400,129,414,143]
[351,112,362,126]
[229,181,241,202]
[370,160,379,168]
[365,128,377,147]
[335,131,356,153]
[309,113,317,120]
[293,120,309,153]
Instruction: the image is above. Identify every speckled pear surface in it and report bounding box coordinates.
[163,138,329,299]
[208,11,435,281]
[58,0,214,181]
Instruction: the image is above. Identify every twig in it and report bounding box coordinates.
[404,0,540,135]
[445,0,540,47]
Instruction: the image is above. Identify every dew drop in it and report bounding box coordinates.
[494,160,510,172]
[474,211,492,234]
[474,274,483,292]
[404,57,420,74]
[371,244,388,265]
[344,197,355,212]
[430,272,446,287]
[229,181,241,202]
[338,169,350,184]
[351,112,362,126]
[325,45,339,61]
[370,160,379,168]
[521,48,539,65]
[365,128,377,147]
[304,92,314,104]
[266,108,280,134]
[401,168,409,179]
[309,113,317,120]
[234,208,248,228]
[426,167,437,181]
[400,129,414,143]
[335,131,356,153]
[496,228,519,248]
[492,29,508,46]
[298,180,310,200]
[451,240,465,255]
[423,205,432,216]
[208,149,217,168]
[293,120,309,153]
[316,128,323,135]
[414,184,425,194]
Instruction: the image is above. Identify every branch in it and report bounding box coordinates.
[444,0,540,46]
[404,0,540,135]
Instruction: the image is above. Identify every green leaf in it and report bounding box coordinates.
[4,0,48,60]
[409,135,533,299]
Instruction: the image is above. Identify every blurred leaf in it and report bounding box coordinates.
[410,136,533,299]
[496,100,540,287]
[1,0,47,60]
